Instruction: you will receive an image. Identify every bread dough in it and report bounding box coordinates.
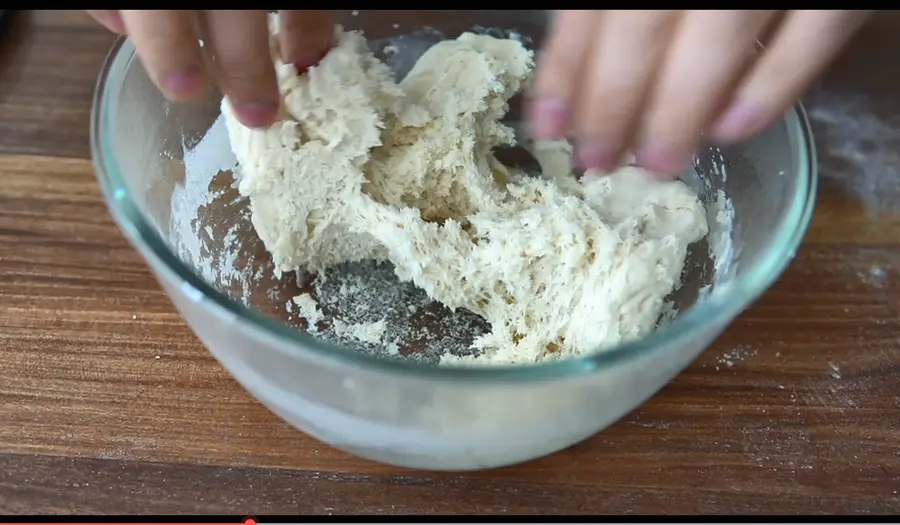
[222,21,709,366]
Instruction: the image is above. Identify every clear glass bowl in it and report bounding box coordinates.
[90,10,817,470]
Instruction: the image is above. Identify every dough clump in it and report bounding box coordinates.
[222,21,709,366]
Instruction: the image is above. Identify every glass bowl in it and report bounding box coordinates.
[90,10,817,471]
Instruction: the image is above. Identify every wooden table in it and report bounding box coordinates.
[1,10,898,515]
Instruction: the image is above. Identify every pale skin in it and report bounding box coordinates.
[87,9,871,176]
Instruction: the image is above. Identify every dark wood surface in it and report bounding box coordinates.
[1,10,899,515]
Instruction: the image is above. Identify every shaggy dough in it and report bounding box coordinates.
[222,21,709,366]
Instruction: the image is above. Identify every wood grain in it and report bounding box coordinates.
[0,9,898,515]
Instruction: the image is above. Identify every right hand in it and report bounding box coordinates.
[529,10,868,176]
[87,10,334,128]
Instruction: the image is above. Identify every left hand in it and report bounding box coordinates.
[86,10,334,129]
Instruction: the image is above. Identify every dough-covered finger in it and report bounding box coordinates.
[120,10,206,101]
[573,10,680,172]
[529,10,599,140]
[86,10,126,35]
[202,10,280,129]
[635,10,775,175]
[711,10,871,143]
[279,10,335,73]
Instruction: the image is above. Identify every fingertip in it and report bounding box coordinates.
[529,11,597,140]
[120,10,206,103]
[232,100,280,129]
[201,10,280,128]
[161,67,206,101]
[574,141,620,172]
[529,98,571,140]
[710,99,765,144]
[634,141,692,175]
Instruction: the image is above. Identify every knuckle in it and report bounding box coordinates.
[215,51,269,79]
[216,60,276,93]
[217,66,266,87]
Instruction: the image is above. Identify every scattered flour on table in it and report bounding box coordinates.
[222,16,710,366]
[807,88,900,213]
[828,361,843,380]
[858,264,888,289]
[716,344,758,370]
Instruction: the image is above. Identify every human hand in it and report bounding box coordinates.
[529,10,871,176]
[86,10,334,128]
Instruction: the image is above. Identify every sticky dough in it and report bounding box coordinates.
[222,21,709,366]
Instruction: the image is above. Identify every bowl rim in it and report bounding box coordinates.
[91,37,818,382]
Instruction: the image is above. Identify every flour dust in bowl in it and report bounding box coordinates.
[92,10,816,470]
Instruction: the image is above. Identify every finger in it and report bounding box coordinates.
[86,10,126,35]
[635,10,776,175]
[711,10,871,143]
[279,10,335,73]
[573,10,681,172]
[528,10,600,140]
[120,10,206,101]
[201,10,280,129]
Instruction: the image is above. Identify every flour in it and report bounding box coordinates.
[828,361,843,380]
[291,293,324,326]
[858,264,888,289]
[305,260,489,363]
[167,114,277,308]
[716,344,758,370]
[222,19,709,366]
[331,318,386,345]
[807,88,900,213]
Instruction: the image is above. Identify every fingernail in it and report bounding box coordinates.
[293,49,330,75]
[162,68,204,99]
[634,141,690,176]
[235,101,280,128]
[576,142,619,172]
[711,100,762,143]
[530,98,570,140]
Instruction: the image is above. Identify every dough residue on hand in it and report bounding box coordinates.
[222,18,709,366]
